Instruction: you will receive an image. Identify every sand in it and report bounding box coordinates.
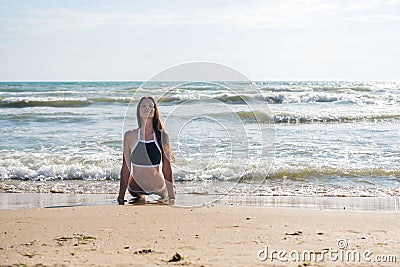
[0,204,399,266]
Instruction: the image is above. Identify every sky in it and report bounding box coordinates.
[0,0,399,81]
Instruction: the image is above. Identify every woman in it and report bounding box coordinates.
[117,96,176,205]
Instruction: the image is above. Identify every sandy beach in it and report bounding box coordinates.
[1,204,399,266]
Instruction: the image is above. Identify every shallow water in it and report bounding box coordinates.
[1,192,399,211]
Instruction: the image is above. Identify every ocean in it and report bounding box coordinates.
[0,81,399,207]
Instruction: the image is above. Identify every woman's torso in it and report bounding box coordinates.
[130,128,165,191]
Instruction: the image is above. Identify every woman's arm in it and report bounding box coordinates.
[117,131,133,205]
[117,154,130,204]
[161,131,175,200]
[162,153,175,199]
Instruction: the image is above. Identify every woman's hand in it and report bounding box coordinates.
[117,198,126,205]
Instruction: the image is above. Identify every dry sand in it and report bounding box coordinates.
[1,204,399,266]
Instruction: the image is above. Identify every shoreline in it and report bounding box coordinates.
[1,192,399,211]
[1,205,399,266]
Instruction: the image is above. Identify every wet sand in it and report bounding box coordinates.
[0,204,399,266]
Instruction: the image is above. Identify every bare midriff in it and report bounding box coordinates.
[129,165,165,192]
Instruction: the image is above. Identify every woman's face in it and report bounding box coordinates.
[139,98,155,120]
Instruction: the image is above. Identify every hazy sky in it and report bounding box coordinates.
[0,0,399,81]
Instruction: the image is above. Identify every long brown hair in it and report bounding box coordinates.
[136,96,175,162]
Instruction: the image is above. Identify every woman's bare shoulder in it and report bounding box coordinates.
[124,129,139,140]
[161,130,170,141]
[161,130,170,137]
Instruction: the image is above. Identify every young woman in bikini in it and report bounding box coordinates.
[117,96,175,204]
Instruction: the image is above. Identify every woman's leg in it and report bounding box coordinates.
[127,176,145,200]
[155,187,168,202]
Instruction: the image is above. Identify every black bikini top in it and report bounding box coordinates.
[130,128,162,167]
